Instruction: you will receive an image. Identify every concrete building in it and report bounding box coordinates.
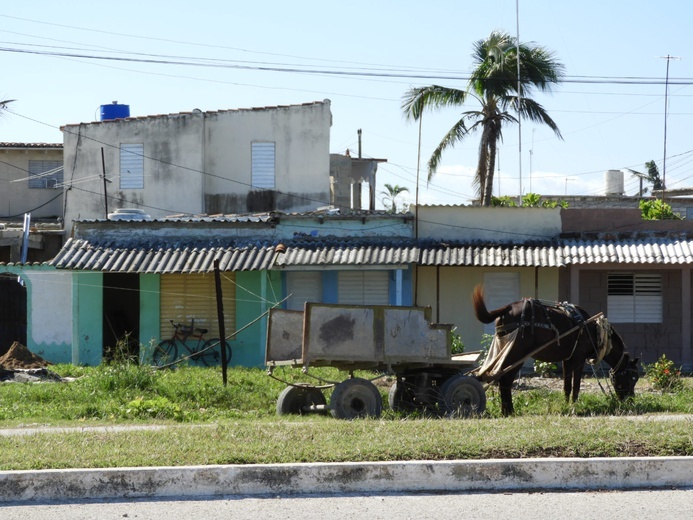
[62,101,333,228]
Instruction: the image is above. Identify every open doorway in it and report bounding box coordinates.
[0,273,27,355]
[103,273,140,362]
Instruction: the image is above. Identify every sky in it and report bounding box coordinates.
[2,1,693,210]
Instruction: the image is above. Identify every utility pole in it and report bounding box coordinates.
[516,0,522,203]
[101,147,109,218]
[660,55,680,205]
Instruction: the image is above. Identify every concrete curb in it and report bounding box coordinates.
[1,457,692,503]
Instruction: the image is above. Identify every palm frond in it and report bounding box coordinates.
[402,86,467,120]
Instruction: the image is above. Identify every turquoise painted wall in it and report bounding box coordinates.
[73,271,103,366]
[233,270,282,367]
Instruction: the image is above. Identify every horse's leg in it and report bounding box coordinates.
[571,364,583,403]
[562,360,572,402]
[498,368,520,416]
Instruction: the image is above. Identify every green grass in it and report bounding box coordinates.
[0,364,691,471]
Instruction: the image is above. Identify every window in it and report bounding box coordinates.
[338,271,389,305]
[28,160,63,189]
[159,274,236,338]
[286,271,322,311]
[251,142,275,189]
[607,273,662,323]
[120,143,144,189]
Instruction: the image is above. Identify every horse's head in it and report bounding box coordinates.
[610,352,640,400]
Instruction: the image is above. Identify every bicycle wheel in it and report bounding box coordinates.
[152,340,178,367]
[200,338,232,366]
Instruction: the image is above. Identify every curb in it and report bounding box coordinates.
[1,457,692,503]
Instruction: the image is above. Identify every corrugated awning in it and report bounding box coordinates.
[49,238,277,273]
[47,236,693,273]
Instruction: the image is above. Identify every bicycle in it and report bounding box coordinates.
[153,319,231,367]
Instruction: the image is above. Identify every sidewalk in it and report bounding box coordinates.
[1,456,692,503]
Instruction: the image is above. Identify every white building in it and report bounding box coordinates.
[62,100,333,227]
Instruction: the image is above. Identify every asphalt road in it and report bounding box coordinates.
[2,489,692,520]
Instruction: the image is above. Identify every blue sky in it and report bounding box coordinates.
[1,1,692,209]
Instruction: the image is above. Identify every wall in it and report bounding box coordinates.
[576,267,684,366]
[0,146,63,219]
[416,266,560,353]
[62,101,332,228]
[203,101,331,214]
[73,271,103,365]
[3,265,73,364]
[63,115,205,227]
[416,206,562,242]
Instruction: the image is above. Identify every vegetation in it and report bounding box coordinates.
[639,198,682,220]
[0,363,691,470]
[644,160,664,193]
[402,30,564,206]
[645,354,684,392]
[491,193,568,208]
[380,183,409,213]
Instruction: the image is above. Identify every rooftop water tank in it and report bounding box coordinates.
[100,101,130,121]
[604,169,624,196]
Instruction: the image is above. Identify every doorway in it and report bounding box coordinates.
[0,273,27,355]
[103,273,140,362]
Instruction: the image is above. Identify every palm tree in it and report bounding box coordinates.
[380,183,409,213]
[645,160,664,191]
[402,30,564,206]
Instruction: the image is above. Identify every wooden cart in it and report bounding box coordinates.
[266,302,484,419]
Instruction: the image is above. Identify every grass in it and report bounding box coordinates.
[0,363,691,471]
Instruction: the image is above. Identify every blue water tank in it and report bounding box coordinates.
[100,101,130,121]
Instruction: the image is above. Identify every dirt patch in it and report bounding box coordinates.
[0,342,51,369]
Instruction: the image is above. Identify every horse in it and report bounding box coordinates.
[471,284,639,416]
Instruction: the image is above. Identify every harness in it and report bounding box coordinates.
[495,298,608,363]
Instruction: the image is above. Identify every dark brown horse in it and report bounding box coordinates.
[472,285,639,416]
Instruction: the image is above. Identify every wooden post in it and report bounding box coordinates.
[214,260,228,386]
[101,147,109,218]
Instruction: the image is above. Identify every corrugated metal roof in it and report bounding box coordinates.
[49,238,276,273]
[419,238,693,267]
[0,142,63,149]
[45,235,693,273]
[275,238,419,267]
[418,242,562,267]
[560,238,693,265]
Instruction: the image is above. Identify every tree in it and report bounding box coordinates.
[644,160,664,191]
[380,183,409,213]
[402,30,564,206]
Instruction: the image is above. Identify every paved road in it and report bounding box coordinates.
[2,489,692,520]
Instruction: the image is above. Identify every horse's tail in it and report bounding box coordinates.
[472,284,507,324]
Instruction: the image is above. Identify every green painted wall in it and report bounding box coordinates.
[73,271,103,366]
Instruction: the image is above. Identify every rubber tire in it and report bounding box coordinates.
[276,385,326,415]
[330,378,383,419]
[439,375,486,417]
[388,381,418,413]
[152,340,178,367]
[200,339,232,367]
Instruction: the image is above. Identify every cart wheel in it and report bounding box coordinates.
[439,375,486,417]
[276,385,326,415]
[388,381,418,413]
[330,378,382,419]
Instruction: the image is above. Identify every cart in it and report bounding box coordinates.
[265,302,485,419]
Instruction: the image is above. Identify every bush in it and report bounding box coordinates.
[645,354,683,392]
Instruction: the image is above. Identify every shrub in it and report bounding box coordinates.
[645,354,683,392]
[533,360,557,377]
